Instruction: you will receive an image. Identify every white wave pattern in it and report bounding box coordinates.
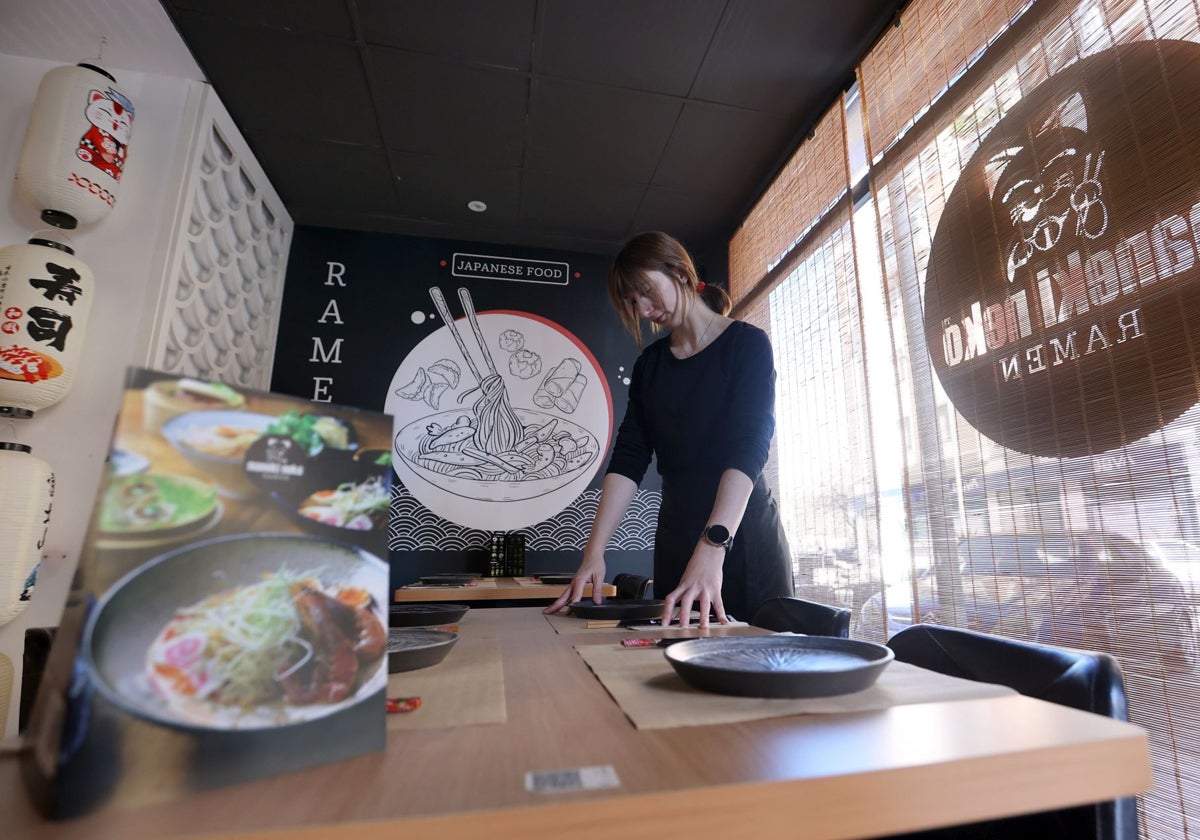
[387,485,660,551]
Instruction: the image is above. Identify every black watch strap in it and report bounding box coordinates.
[702,524,734,551]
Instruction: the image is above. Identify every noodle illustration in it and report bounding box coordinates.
[398,289,599,491]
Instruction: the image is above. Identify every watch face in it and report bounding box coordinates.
[706,524,731,545]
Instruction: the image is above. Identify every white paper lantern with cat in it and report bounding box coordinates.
[15,63,136,229]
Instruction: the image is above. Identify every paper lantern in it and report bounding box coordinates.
[0,238,95,418]
[0,442,54,627]
[15,63,135,229]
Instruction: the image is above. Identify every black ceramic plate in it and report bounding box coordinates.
[419,574,477,586]
[535,574,574,585]
[389,603,470,627]
[568,598,665,621]
[387,629,459,673]
[664,635,895,698]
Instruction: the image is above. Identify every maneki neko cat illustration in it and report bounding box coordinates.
[77,87,135,181]
[982,91,1109,285]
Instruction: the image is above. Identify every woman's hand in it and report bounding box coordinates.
[543,552,607,614]
[661,541,730,628]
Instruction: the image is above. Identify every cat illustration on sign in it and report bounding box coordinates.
[983,92,1109,284]
[77,88,135,181]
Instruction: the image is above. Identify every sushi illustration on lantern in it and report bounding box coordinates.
[0,238,94,418]
[15,63,135,229]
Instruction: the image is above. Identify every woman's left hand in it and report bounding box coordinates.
[661,542,730,628]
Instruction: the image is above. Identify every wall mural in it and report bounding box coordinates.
[270,229,659,584]
[385,286,608,531]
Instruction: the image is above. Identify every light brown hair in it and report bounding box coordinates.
[607,231,731,344]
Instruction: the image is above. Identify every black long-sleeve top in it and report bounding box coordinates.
[606,320,776,492]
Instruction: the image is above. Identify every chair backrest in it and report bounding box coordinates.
[751,596,851,637]
[887,624,1138,840]
[613,573,652,600]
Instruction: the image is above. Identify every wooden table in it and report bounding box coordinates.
[2,608,1152,840]
[394,577,616,603]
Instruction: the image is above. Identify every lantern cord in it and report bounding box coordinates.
[4,417,16,442]
[94,35,108,64]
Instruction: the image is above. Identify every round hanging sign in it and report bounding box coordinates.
[924,40,1200,458]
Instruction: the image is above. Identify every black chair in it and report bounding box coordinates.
[886,623,1138,840]
[612,573,653,600]
[750,596,851,637]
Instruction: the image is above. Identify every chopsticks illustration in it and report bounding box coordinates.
[429,286,484,384]
[458,287,500,378]
[428,286,504,383]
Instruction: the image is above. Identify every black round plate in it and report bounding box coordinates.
[568,598,665,621]
[389,603,469,627]
[387,629,458,672]
[535,574,575,585]
[664,635,894,698]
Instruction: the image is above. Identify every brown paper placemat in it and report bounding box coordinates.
[575,643,1017,730]
[386,637,505,731]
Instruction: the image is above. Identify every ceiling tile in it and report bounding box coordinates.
[248,135,398,213]
[632,186,735,246]
[693,0,887,117]
[389,153,522,226]
[519,171,645,238]
[653,103,794,197]
[526,78,680,182]
[537,0,724,96]
[165,0,355,39]
[169,10,379,145]
[358,0,537,71]
[370,47,529,165]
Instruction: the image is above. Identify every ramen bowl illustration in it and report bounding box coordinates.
[394,408,598,502]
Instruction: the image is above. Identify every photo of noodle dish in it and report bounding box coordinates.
[83,533,388,732]
[296,475,390,530]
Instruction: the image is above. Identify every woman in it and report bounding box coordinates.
[545,231,793,627]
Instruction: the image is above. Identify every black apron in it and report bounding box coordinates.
[653,472,794,621]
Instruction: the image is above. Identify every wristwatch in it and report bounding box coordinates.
[702,523,734,552]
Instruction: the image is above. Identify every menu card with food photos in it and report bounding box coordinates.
[21,367,394,818]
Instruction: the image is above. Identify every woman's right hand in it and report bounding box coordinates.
[543,553,607,614]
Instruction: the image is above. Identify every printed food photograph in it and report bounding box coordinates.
[28,367,400,814]
[84,532,389,731]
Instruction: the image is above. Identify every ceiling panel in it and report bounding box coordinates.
[526,78,681,182]
[358,0,537,71]
[248,136,397,214]
[692,1,869,117]
[632,186,735,250]
[652,103,795,199]
[370,47,529,166]
[155,0,908,257]
[166,0,354,38]
[389,153,522,226]
[170,9,378,145]
[519,171,646,239]
[537,0,725,96]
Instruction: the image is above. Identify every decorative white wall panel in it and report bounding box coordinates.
[141,87,291,389]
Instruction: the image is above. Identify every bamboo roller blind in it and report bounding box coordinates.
[731,0,1200,836]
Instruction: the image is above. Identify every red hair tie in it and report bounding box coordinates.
[697,281,706,292]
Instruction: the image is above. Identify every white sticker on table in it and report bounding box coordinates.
[525,764,621,794]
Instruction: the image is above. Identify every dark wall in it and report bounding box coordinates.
[270,226,661,589]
